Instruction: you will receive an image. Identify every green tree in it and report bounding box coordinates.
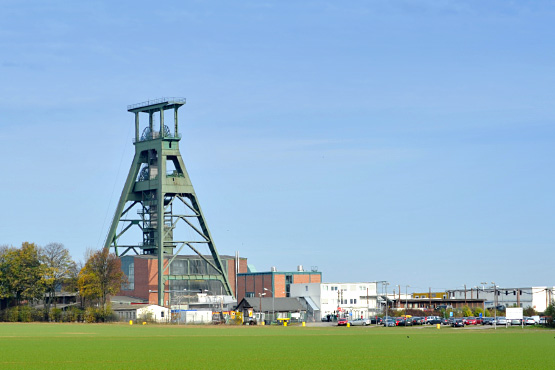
[473,307,484,317]
[544,303,555,327]
[523,306,537,317]
[1,243,45,306]
[78,249,125,308]
[462,305,473,317]
[0,245,14,308]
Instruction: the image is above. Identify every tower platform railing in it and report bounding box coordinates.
[127,97,186,110]
[132,132,182,143]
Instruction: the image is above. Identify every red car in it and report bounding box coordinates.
[464,317,477,325]
[338,318,349,326]
[395,317,404,326]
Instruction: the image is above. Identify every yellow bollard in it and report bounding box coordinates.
[284,322,287,327]
[142,322,146,325]
[129,320,133,325]
[347,323,350,328]
[436,323,440,329]
[302,322,305,327]
[261,321,265,326]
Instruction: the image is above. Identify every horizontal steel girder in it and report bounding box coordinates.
[167,275,226,281]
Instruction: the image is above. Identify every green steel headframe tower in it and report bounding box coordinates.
[104,97,233,305]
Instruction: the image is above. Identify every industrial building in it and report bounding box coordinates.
[236,266,322,302]
[290,282,379,321]
[119,254,247,305]
[236,297,308,324]
[448,286,555,312]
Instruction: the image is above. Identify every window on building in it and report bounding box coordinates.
[306,286,308,292]
[353,299,357,304]
[161,311,164,318]
[246,292,255,298]
[350,299,353,304]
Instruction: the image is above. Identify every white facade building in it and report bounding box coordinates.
[113,304,170,323]
[449,286,554,312]
[290,282,379,320]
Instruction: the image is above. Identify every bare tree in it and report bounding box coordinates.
[41,243,76,317]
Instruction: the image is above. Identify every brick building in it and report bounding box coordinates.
[119,254,248,305]
[237,267,322,302]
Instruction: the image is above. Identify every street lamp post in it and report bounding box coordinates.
[384,282,390,321]
[264,288,275,323]
[480,282,487,318]
[258,292,266,323]
[405,285,410,313]
[491,282,497,330]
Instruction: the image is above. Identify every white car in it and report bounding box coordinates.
[349,318,371,326]
[524,317,536,325]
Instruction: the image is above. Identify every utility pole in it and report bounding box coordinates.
[367,287,369,319]
[492,282,497,330]
[384,282,390,319]
[480,282,487,315]
[405,285,410,312]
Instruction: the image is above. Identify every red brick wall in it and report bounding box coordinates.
[226,257,248,297]
[274,275,286,298]
[236,273,275,301]
[293,274,310,284]
[237,275,246,301]
[310,273,321,283]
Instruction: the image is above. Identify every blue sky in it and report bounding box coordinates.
[1,1,554,293]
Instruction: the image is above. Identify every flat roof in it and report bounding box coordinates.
[127,97,186,112]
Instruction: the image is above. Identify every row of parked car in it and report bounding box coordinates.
[337,315,540,327]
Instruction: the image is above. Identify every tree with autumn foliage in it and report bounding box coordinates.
[78,248,126,308]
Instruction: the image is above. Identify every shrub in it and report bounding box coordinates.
[50,308,63,322]
[84,307,98,323]
[138,311,154,323]
[84,305,116,323]
[65,306,83,322]
[6,307,19,322]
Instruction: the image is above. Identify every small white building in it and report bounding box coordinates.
[113,304,170,323]
[290,282,379,320]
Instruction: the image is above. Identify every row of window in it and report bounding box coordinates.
[325,285,374,292]
[340,299,357,304]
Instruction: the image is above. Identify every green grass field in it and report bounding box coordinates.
[0,323,554,369]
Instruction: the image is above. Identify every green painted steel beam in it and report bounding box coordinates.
[167,275,226,281]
